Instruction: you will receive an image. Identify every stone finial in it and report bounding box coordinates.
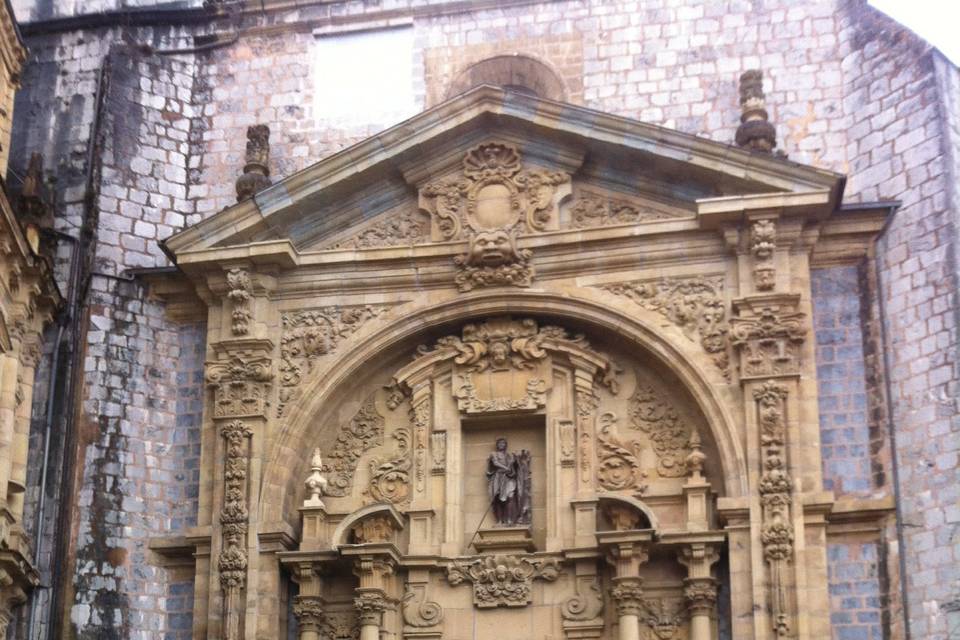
[735,70,777,153]
[685,430,706,479]
[303,448,327,508]
[235,124,272,202]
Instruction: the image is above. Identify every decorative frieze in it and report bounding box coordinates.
[628,378,691,478]
[446,554,560,608]
[598,277,730,379]
[332,208,430,249]
[568,192,675,228]
[278,305,389,417]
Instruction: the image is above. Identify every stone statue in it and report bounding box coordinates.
[486,438,531,526]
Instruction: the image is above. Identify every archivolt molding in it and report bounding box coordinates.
[263,289,748,525]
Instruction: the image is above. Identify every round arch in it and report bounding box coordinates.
[446,54,568,102]
[260,289,747,525]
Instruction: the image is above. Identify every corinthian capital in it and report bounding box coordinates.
[683,577,718,615]
[354,589,389,626]
[292,595,324,631]
[609,577,644,617]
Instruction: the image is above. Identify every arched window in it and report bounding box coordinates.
[446,54,567,102]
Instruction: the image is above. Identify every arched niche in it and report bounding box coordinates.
[263,289,747,532]
[446,55,568,102]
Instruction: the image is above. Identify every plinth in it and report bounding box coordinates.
[473,526,535,553]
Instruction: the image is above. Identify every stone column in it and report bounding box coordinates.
[609,577,644,640]
[355,589,389,640]
[292,595,324,640]
[679,543,721,640]
[684,578,719,640]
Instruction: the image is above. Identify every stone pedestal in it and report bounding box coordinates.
[472,526,535,553]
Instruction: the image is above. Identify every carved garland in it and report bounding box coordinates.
[598,277,730,379]
[278,305,389,417]
[446,555,560,608]
[226,268,253,335]
[754,381,793,638]
[218,419,253,640]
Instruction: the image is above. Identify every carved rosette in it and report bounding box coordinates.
[446,555,560,608]
[225,268,253,335]
[753,380,794,637]
[205,356,273,419]
[421,142,569,291]
[278,305,389,417]
[609,577,645,617]
[354,590,390,626]
[730,302,806,379]
[293,595,325,632]
[599,277,730,378]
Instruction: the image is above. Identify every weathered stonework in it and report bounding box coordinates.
[2,1,955,639]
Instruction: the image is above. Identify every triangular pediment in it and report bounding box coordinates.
[165,85,843,262]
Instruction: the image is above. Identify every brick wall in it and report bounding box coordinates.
[827,541,887,640]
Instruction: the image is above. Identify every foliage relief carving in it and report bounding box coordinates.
[628,377,691,478]
[446,554,560,608]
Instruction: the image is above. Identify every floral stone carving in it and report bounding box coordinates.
[568,192,676,228]
[446,554,560,608]
[628,377,691,478]
[322,395,385,497]
[598,276,729,378]
[225,267,253,335]
[331,208,430,249]
[365,426,412,505]
[596,412,647,494]
[278,305,389,417]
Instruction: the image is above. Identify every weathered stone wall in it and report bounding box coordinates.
[7,1,959,638]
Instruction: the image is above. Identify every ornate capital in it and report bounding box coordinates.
[205,356,273,419]
[684,577,718,615]
[292,595,324,631]
[609,577,644,617]
[730,298,806,379]
[354,590,389,626]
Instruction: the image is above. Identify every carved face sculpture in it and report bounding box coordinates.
[488,340,510,369]
[469,230,515,266]
[496,437,507,452]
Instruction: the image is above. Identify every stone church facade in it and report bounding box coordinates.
[1,1,958,639]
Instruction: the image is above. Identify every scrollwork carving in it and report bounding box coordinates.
[323,396,385,497]
[569,192,674,228]
[599,276,729,378]
[206,356,273,419]
[455,374,546,414]
[561,577,604,621]
[596,412,647,494]
[402,585,444,628]
[730,305,806,378]
[365,427,412,505]
[628,378,690,478]
[278,305,389,417]
[446,555,560,608]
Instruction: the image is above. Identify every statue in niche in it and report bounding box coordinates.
[486,438,532,526]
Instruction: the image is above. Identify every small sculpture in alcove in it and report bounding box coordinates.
[486,438,532,526]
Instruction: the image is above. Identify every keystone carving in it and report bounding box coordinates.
[568,192,675,228]
[205,356,273,419]
[322,395,385,497]
[278,305,389,417]
[599,277,730,379]
[628,378,691,478]
[596,412,647,494]
[454,229,533,291]
[446,554,560,608]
